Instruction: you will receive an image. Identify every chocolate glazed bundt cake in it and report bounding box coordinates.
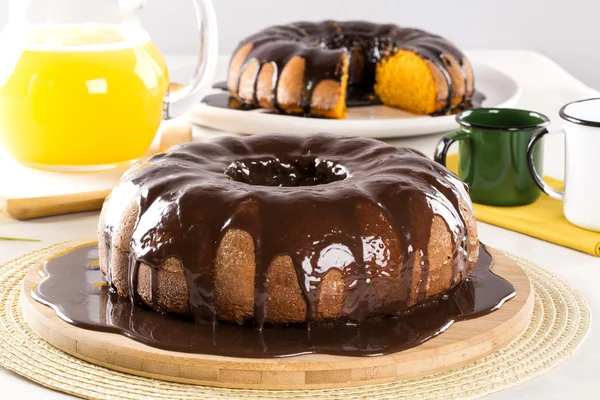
[227,21,475,119]
[98,134,479,327]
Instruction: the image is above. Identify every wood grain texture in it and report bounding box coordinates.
[7,190,110,220]
[20,240,533,390]
[6,120,192,221]
[158,124,193,152]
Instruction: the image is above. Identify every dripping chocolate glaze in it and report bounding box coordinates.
[33,243,514,357]
[214,21,482,116]
[99,133,475,329]
[202,88,484,115]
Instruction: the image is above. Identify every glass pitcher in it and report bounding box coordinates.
[0,0,218,171]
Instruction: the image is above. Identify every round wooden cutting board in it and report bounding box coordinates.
[20,241,533,390]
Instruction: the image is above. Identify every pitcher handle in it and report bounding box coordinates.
[526,127,565,201]
[433,131,470,166]
[163,0,219,119]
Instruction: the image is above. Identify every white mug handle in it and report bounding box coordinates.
[163,0,219,119]
[526,125,565,201]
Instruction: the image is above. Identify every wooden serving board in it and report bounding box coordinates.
[20,241,534,390]
[0,84,193,221]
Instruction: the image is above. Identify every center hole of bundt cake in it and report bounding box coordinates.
[225,157,348,187]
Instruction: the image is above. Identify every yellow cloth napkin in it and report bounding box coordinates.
[446,153,600,256]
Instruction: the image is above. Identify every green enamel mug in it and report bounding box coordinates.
[434,108,549,206]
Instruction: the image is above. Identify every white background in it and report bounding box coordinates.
[1,1,600,398]
[1,0,600,88]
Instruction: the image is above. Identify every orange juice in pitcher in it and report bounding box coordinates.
[0,24,169,168]
[0,0,218,171]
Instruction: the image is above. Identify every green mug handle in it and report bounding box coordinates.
[526,127,565,201]
[434,131,470,166]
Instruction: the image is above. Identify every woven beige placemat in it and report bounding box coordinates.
[0,244,591,400]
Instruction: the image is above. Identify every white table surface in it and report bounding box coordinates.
[1,50,599,399]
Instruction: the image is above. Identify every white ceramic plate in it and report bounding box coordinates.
[187,62,521,138]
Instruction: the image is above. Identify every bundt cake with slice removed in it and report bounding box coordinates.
[227,21,474,119]
[98,133,479,327]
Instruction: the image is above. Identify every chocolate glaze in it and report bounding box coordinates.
[212,81,229,91]
[202,89,485,115]
[229,21,476,116]
[33,243,515,357]
[345,86,383,108]
[99,133,476,328]
[206,83,385,112]
[213,80,383,108]
[202,93,258,111]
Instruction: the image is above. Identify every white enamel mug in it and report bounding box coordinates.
[527,98,600,232]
